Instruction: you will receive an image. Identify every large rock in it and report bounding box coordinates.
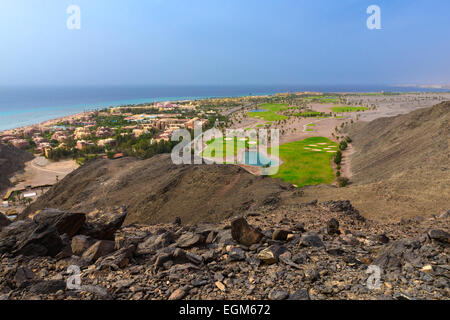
[288,289,311,300]
[13,224,63,257]
[300,233,324,248]
[29,280,66,295]
[71,235,96,256]
[327,218,340,235]
[136,231,175,255]
[176,232,204,249]
[428,229,450,244]
[272,229,290,241]
[79,211,127,240]
[82,240,115,263]
[14,267,35,288]
[0,213,11,230]
[231,217,263,246]
[268,289,289,300]
[257,245,288,264]
[228,247,246,261]
[33,209,86,237]
[97,245,136,269]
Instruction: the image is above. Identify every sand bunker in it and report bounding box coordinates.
[317,143,327,145]
[248,141,257,145]
[308,145,318,147]
[312,149,322,152]
[327,150,337,153]
[224,138,233,141]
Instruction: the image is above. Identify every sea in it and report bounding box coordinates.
[0,85,448,131]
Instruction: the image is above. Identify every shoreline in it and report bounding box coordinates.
[2,89,449,135]
[0,111,92,135]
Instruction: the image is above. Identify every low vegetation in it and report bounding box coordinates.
[247,103,291,121]
[331,106,368,113]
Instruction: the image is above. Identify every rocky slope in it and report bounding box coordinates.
[302,102,450,221]
[1,202,448,300]
[0,144,34,193]
[22,154,293,225]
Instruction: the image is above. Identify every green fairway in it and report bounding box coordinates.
[331,106,368,112]
[202,136,257,160]
[306,123,316,126]
[247,103,290,121]
[270,137,338,187]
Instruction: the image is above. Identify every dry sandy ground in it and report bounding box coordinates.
[344,93,450,121]
[10,156,78,190]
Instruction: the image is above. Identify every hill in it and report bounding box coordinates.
[0,144,34,193]
[22,154,294,225]
[302,101,450,221]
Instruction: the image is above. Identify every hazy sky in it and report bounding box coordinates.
[1,0,449,86]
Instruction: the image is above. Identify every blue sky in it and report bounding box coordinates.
[0,0,449,86]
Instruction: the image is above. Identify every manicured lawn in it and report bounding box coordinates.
[269,137,338,187]
[331,106,368,112]
[202,137,257,160]
[247,103,290,121]
[306,123,316,126]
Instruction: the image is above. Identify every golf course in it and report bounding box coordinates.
[270,137,338,187]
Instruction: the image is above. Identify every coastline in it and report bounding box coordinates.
[2,86,449,134]
[0,111,91,135]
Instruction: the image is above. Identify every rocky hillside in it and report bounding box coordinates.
[302,102,450,221]
[22,154,294,225]
[0,202,448,300]
[0,144,34,193]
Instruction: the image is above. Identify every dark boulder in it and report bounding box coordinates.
[82,240,115,263]
[272,229,290,241]
[428,229,450,244]
[79,212,127,240]
[327,218,340,235]
[33,209,85,237]
[13,224,63,257]
[231,217,263,246]
[0,212,11,230]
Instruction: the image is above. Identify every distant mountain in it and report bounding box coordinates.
[0,144,34,193]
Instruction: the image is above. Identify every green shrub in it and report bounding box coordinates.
[334,151,342,164]
[337,177,349,187]
[339,140,348,150]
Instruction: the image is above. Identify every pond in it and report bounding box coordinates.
[244,151,278,167]
[249,109,268,112]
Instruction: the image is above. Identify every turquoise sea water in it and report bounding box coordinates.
[1,85,447,131]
